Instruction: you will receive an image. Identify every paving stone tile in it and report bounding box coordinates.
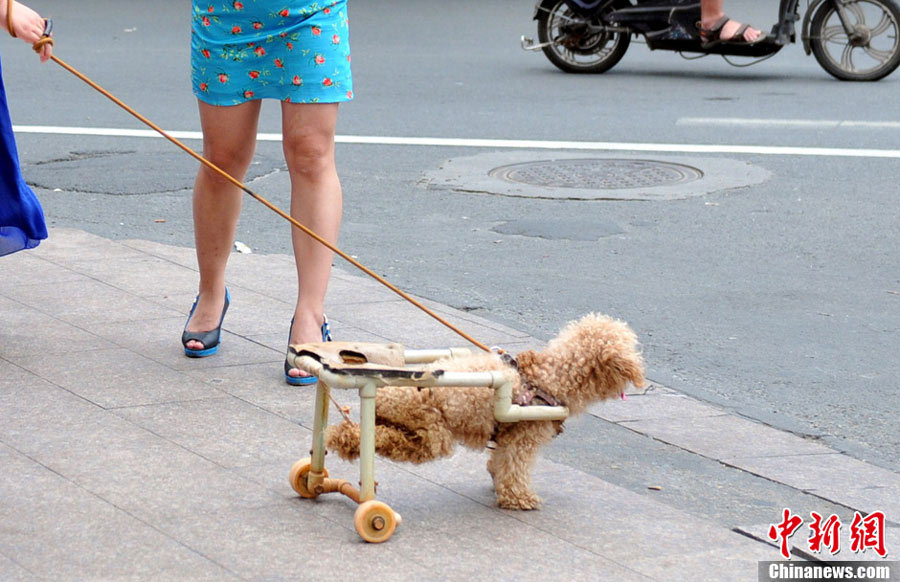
[0,358,31,385]
[385,447,563,500]
[230,455,364,499]
[0,250,84,290]
[30,228,145,262]
[266,462,651,581]
[183,361,322,426]
[4,278,175,327]
[723,453,900,517]
[81,314,200,351]
[213,253,298,300]
[114,396,315,469]
[14,347,221,408]
[478,466,778,577]
[120,237,199,268]
[204,286,295,337]
[83,315,282,372]
[626,546,775,582]
[0,374,109,454]
[0,296,116,360]
[327,268,402,305]
[0,552,35,581]
[590,391,726,422]
[620,414,834,460]
[0,443,240,581]
[1,384,296,535]
[145,501,411,580]
[63,254,199,298]
[383,518,649,581]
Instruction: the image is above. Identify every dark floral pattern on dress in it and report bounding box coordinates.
[191,1,353,105]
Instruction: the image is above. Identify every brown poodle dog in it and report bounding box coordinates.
[325,313,645,510]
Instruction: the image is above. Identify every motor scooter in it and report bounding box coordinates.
[521,0,900,80]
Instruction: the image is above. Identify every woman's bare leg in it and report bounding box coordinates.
[184,100,261,351]
[281,102,342,379]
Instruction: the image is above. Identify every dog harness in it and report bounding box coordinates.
[487,352,566,447]
[499,352,565,408]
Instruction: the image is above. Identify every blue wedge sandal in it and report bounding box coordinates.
[182,288,230,358]
[284,315,332,385]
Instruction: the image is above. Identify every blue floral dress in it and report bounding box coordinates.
[0,50,47,257]
[191,1,353,106]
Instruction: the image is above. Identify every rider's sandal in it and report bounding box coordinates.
[698,15,767,48]
[284,315,333,386]
[182,287,230,358]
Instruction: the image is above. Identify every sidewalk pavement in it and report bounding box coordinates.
[1,228,897,581]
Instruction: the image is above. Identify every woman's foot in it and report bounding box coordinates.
[182,288,230,357]
[285,312,332,384]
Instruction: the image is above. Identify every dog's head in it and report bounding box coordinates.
[517,313,645,414]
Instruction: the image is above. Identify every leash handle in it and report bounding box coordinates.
[32,28,52,54]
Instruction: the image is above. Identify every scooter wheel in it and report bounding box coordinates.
[810,0,900,81]
[536,0,631,74]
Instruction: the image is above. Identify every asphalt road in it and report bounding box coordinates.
[3,0,898,500]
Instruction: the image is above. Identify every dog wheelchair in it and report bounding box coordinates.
[286,341,570,543]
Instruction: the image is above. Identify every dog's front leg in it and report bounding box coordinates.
[488,422,555,510]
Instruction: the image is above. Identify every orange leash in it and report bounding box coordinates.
[29,34,494,354]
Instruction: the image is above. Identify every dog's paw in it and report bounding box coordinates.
[496,491,542,510]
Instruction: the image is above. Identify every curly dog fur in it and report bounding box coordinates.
[325,313,644,510]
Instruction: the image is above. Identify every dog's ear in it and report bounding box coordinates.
[612,353,645,389]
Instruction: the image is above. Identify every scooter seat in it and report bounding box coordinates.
[607,0,699,24]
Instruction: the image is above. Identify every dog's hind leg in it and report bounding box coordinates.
[373,419,453,463]
[327,419,453,463]
[325,389,455,463]
[488,422,556,510]
[369,387,455,463]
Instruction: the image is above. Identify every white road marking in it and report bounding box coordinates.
[678,117,900,130]
[13,124,900,159]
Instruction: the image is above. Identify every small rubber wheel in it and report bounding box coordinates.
[288,458,328,498]
[354,500,399,543]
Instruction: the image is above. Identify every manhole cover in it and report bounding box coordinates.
[489,159,703,190]
[423,152,770,201]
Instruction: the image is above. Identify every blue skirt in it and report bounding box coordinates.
[191,0,353,106]
[0,51,47,257]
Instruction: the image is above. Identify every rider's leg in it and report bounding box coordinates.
[700,0,763,43]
